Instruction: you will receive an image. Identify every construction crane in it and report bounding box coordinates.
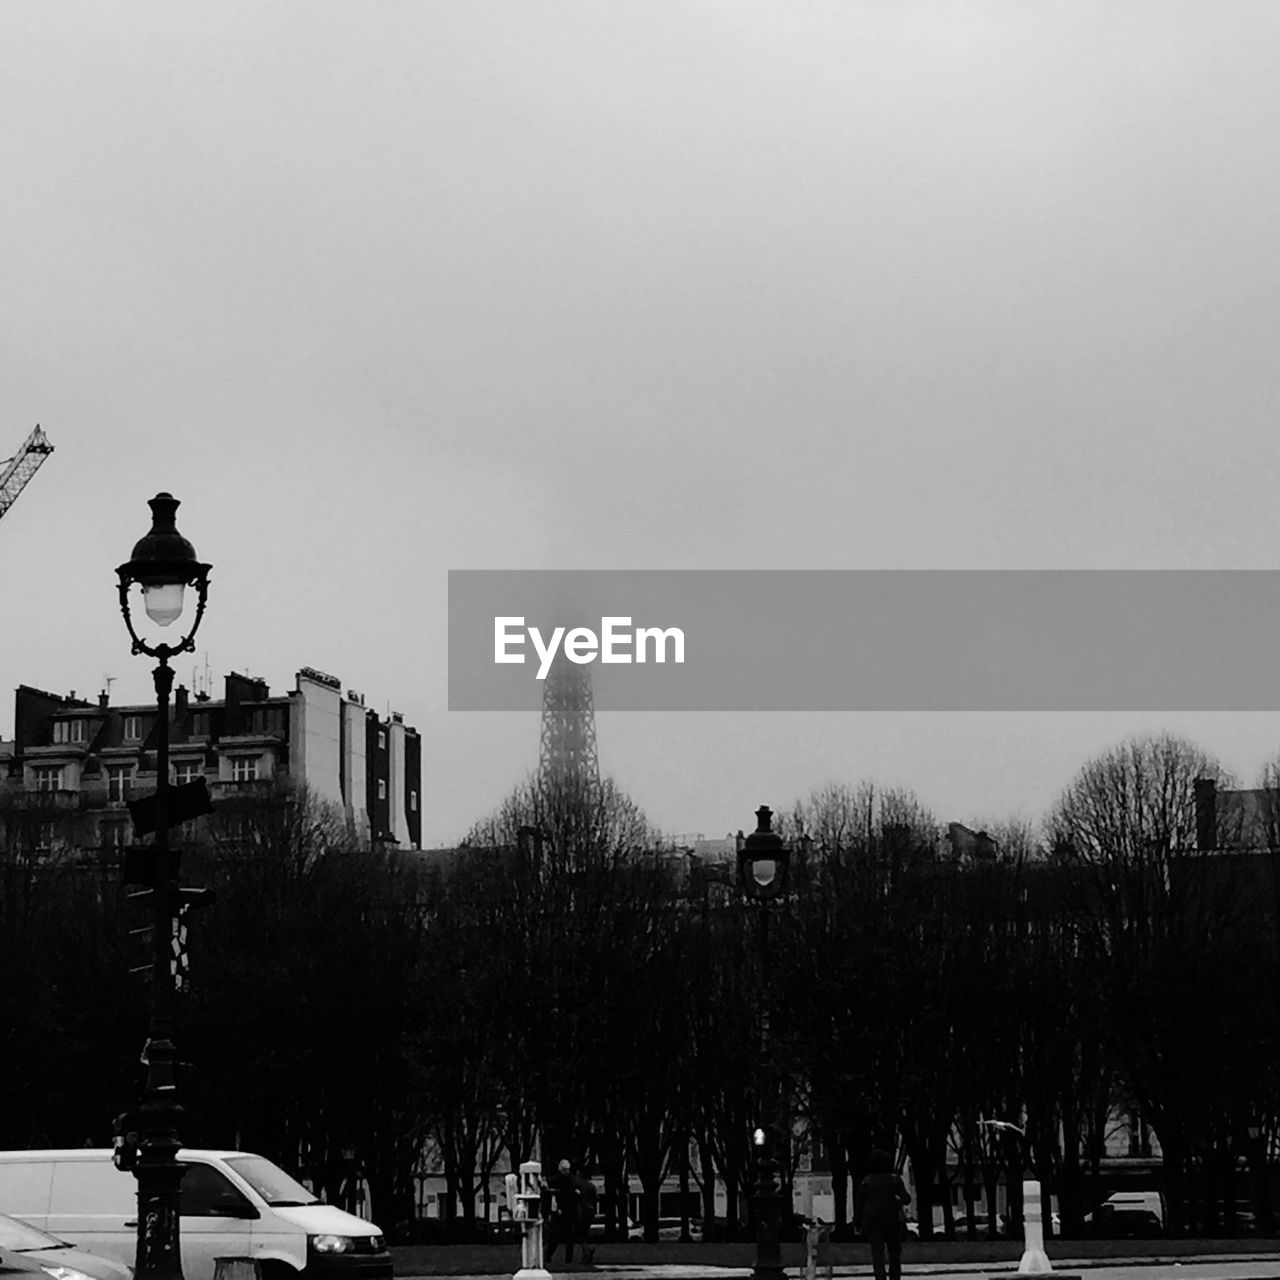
[0,425,54,521]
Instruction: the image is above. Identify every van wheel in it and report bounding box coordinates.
[260,1263,300,1280]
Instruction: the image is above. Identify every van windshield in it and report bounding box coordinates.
[225,1156,319,1207]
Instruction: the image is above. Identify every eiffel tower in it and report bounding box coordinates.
[538,655,600,790]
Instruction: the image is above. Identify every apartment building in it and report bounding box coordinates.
[0,666,421,850]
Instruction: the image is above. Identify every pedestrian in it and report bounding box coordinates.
[574,1171,598,1265]
[855,1148,911,1280]
[544,1159,582,1265]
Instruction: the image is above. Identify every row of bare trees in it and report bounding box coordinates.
[1,732,1278,1240]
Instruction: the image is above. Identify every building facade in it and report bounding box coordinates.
[0,666,421,851]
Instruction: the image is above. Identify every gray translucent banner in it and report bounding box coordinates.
[448,570,1280,711]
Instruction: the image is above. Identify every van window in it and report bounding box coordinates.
[223,1156,316,1207]
[50,1159,134,1214]
[0,1160,54,1216]
[180,1163,253,1217]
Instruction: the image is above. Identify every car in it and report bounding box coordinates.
[655,1217,702,1241]
[587,1214,642,1241]
[951,1212,1001,1237]
[0,1215,130,1280]
[1004,1210,1060,1236]
[1085,1198,1167,1239]
[0,1249,104,1280]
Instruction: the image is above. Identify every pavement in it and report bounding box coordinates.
[395,1254,1280,1280]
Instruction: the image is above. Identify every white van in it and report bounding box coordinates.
[0,1150,391,1280]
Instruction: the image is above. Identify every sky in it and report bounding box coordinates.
[3,1,1280,847]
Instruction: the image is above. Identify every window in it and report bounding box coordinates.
[31,765,62,792]
[378,730,387,750]
[105,764,133,804]
[217,815,251,844]
[178,1163,251,1218]
[231,756,259,783]
[409,789,417,812]
[251,707,284,735]
[52,719,86,744]
[100,821,129,850]
[191,711,210,737]
[378,779,387,800]
[173,760,203,787]
[123,715,142,741]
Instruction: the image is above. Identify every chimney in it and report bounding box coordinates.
[174,685,189,715]
[99,691,109,709]
[1195,778,1217,852]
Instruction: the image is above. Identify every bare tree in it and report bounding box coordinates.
[1048,733,1268,1235]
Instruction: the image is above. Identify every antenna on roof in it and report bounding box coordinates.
[193,652,212,699]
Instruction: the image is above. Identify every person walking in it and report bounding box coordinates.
[855,1148,911,1280]
[574,1170,598,1265]
[545,1159,582,1265]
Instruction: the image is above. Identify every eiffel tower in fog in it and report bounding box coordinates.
[538,654,600,790]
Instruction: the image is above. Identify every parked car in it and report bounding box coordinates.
[0,1214,130,1280]
[2,1251,97,1280]
[587,1215,642,1241]
[1083,1192,1164,1238]
[951,1212,1001,1237]
[1007,1210,1061,1235]
[655,1218,702,1242]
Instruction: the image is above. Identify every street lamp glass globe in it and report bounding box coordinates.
[752,859,778,888]
[142,582,186,627]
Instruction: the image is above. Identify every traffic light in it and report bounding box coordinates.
[123,877,217,993]
[171,886,217,994]
[112,1112,139,1171]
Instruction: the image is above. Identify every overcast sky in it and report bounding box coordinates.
[4,1,1280,846]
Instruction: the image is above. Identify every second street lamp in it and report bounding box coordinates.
[116,492,212,1280]
[738,806,790,1280]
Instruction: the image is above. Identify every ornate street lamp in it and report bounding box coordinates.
[116,493,211,1280]
[738,806,790,1280]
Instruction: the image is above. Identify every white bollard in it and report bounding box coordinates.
[1017,1180,1053,1274]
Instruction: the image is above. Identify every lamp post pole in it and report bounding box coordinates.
[117,493,211,1280]
[738,806,790,1280]
[134,651,183,1280]
[752,903,785,1280]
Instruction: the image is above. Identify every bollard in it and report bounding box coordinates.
[1018,1179,1053,1274]
[1004,1181,1084,1280]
